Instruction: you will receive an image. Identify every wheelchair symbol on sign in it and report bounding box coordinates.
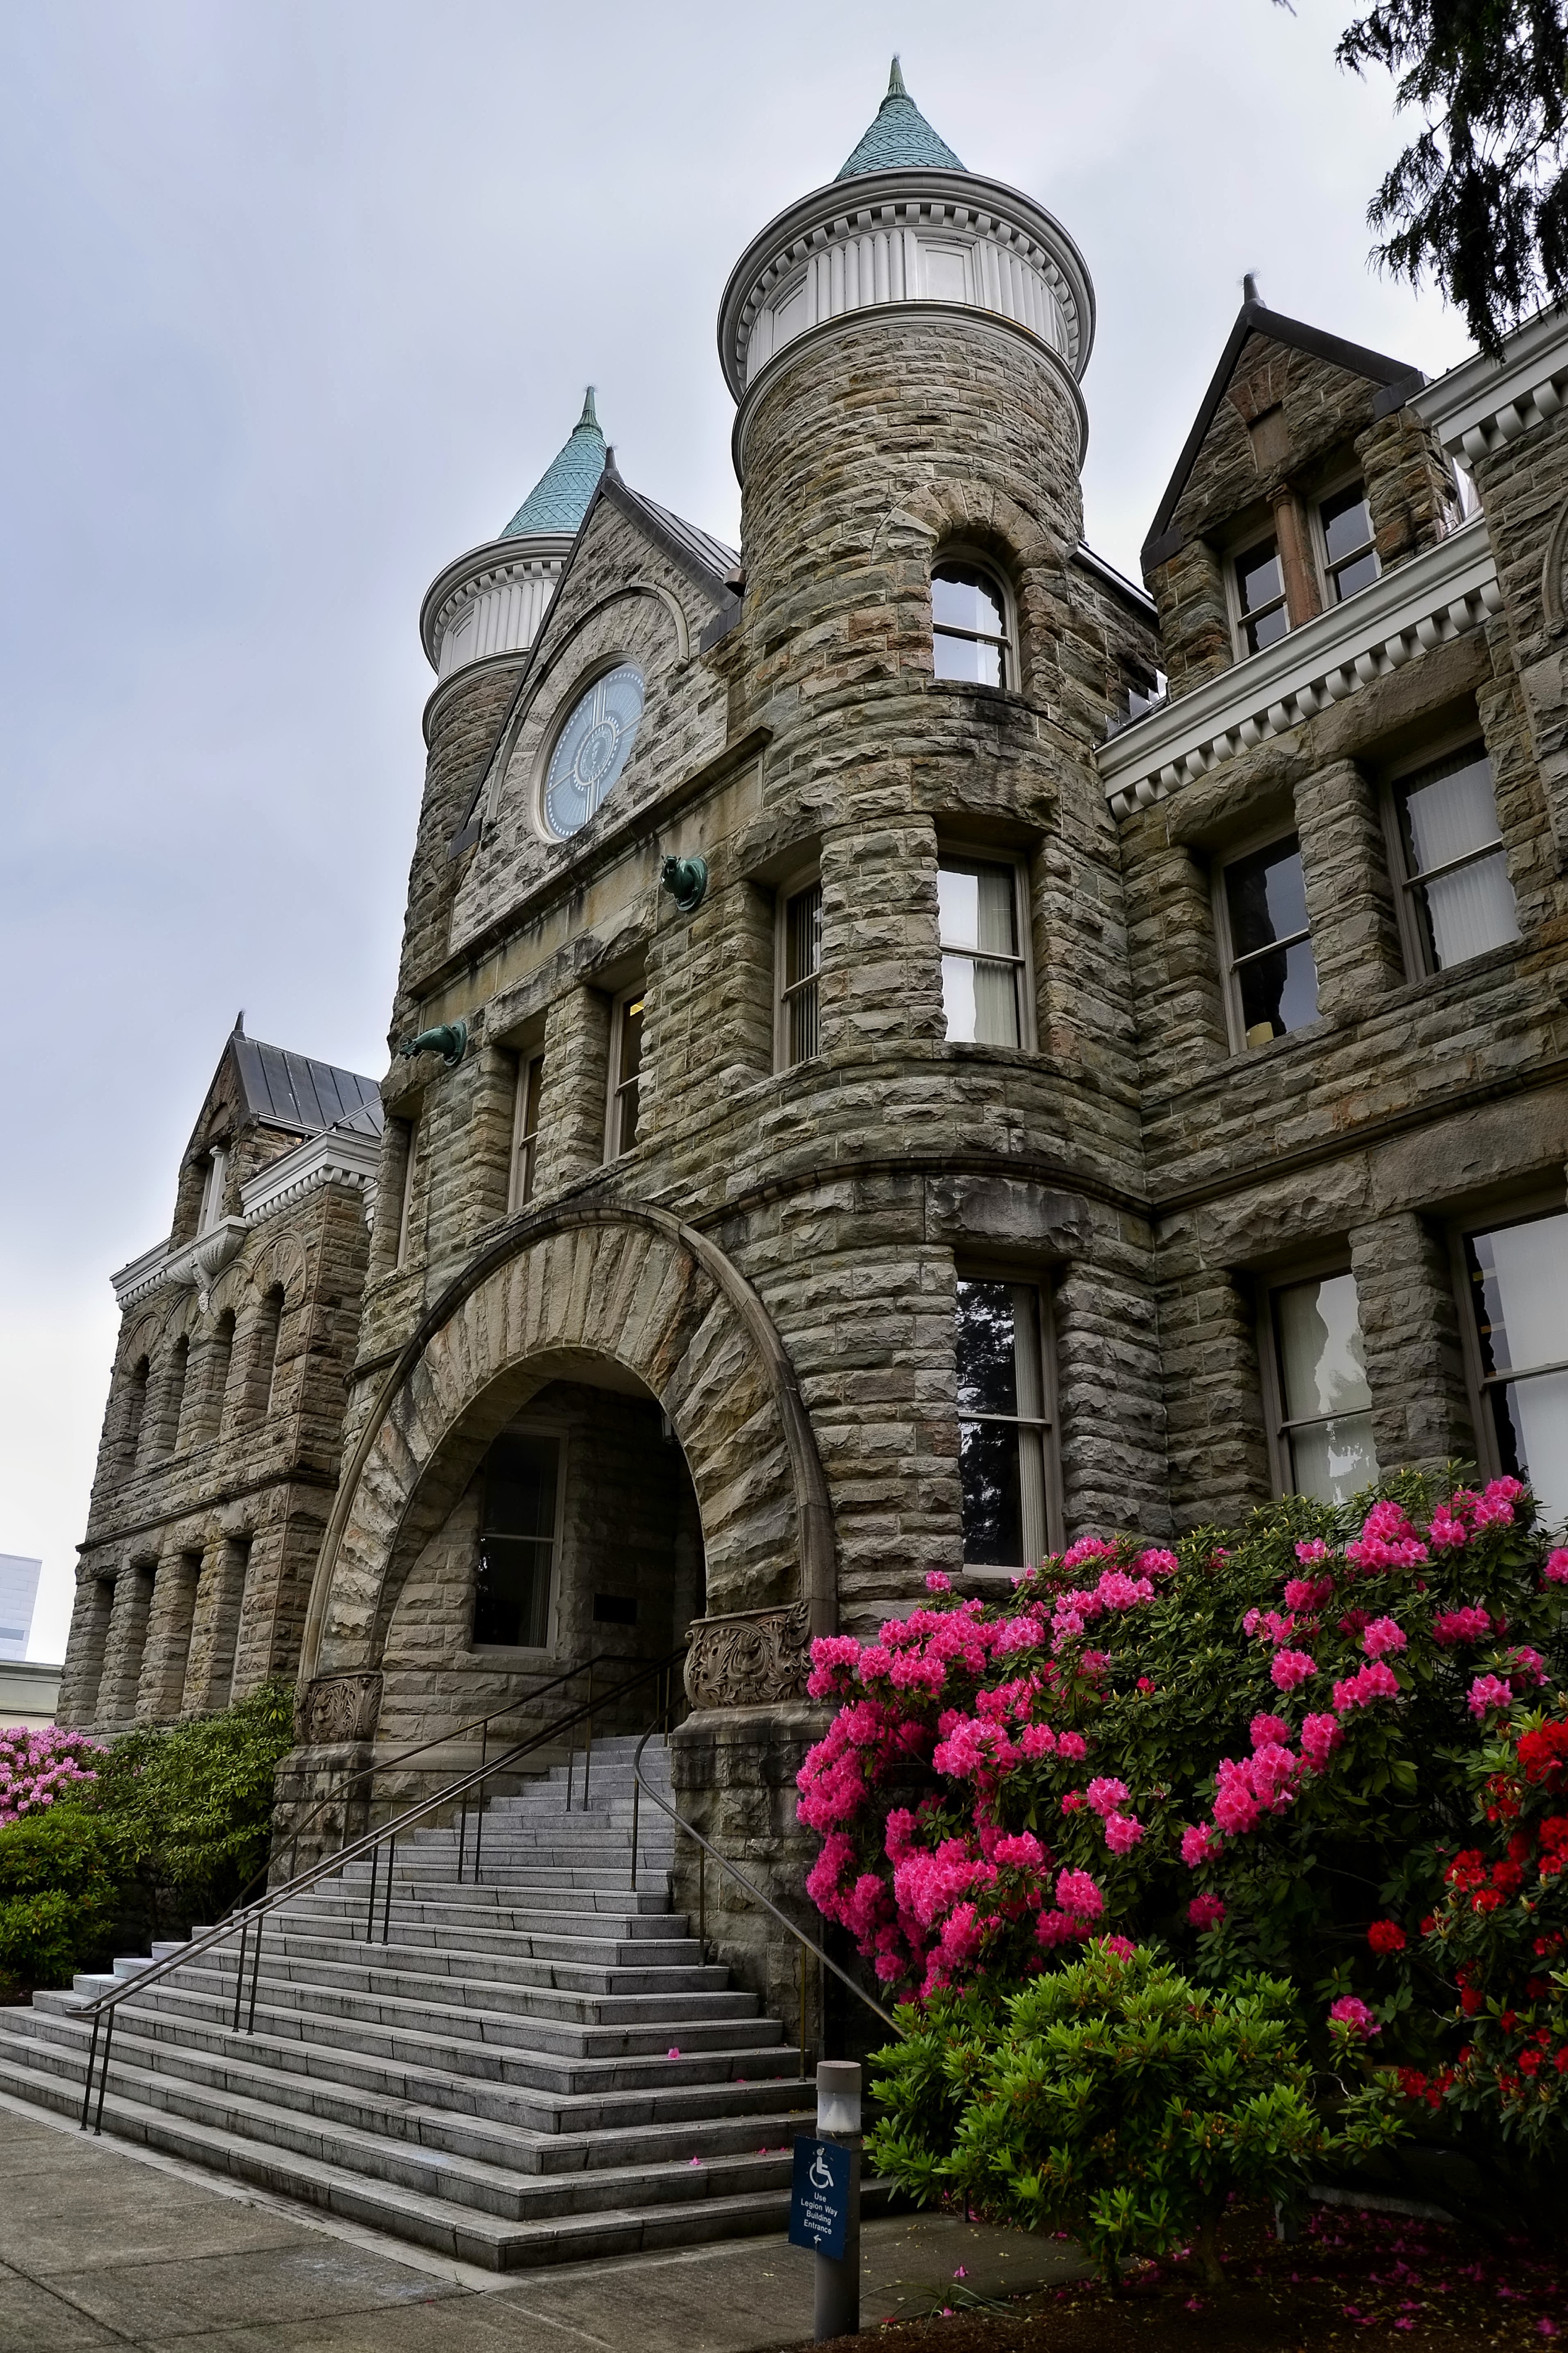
[809,2146,834,2191]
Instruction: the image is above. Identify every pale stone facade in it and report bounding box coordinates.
[58,66,1568,2040]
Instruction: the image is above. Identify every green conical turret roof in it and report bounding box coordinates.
[835,58,965,180]
[500,389,607,539]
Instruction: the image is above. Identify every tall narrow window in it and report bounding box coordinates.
[474,1431,561,1648]
[779,879,822,1067]
[1220,836,1319,1049]
[938,859,1025,1046]
[1462,1211,1568,1523]
[1270,1272,1379,1503]
[197,1145,229,1236]
[243,1287,284,1419]
[1320,482,1380,603]
[123,1356,150,1470]
[609,989,644,1157]
[1392,745,1519,974]
[1234,538,1289,654]
[161,1336,191,1458]
[396,1118,420,1267]
[932,563,1010,687]
[207,1310,236,1442]
[510,1052,545,1210]
[955,1280,1053,1569]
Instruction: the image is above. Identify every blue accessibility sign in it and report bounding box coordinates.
[789,2137,851,2260]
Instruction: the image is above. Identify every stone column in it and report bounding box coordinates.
[1295,758,1405,1021]
[1271,488,1323,630]
[532,984,611,1195]
[818,815,944,1061]
[1054,1223,1169,1540]
[1349,1211,1475,1476]
[181,1536,251,1715]
[1159,1246,1273,1527]
[55,1573,115,1729]
[96,1564,155,1731]
[135,1552,201,1724]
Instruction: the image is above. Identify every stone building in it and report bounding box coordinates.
[55,55,1568,2051]
[59,1021,381,1731]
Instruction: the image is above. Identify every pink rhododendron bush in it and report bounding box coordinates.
[799,1470,1568,2207]
[0,1725,104,1827]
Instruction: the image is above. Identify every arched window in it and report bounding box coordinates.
[155,1335,190,1459]
[123,1357,151,1469]
[932,559,1011,689]
[200,1310,236,1444]
[255,1286,285,1418]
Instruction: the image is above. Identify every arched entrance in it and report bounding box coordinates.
[296,1203,833,1741]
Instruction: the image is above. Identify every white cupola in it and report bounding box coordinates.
[419,389,608,691]
[717,61,1095,417]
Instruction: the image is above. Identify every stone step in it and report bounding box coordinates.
[268,1893,688,1937]
[242,1913,704,1968]
[191,1936,743,2004]
[5,2005,811,2154]
[0,2048,840,2271]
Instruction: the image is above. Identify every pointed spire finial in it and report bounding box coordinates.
[1243,271,1262,306]
[233,1009,245,1036]
[887,55,907,97]
[579,385,598,430]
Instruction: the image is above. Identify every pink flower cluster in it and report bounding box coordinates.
[1332,1660,1402,1712]
[0,1724,105,1827]
[1433,1606,1495,1648]
[1329,1995,1380,2041]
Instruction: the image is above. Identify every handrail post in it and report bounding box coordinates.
[457,1785,469,1884]
[364,1840,379,1943]
[697,1842,706,1959]
[246,1917,263,2035]
[630,1773,639,1893]
[474,1721,488,1881]
[382,1834,395,1944]
[79,2011,102,2132]
[93,2008,114,2135]
[583,1665,593,1810]
[231,1920,249,2031]
[799,1940,808,2081]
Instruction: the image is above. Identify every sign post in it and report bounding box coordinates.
[789,2059,861,2342]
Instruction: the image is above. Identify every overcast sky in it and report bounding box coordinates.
[0,0,1478,1662]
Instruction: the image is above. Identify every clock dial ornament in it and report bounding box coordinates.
[543,665,646,838]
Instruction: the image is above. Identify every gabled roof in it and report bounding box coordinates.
[227,1021,383,1135]
[836,58,965,181]
[1141,297,1425,568]
[609,476,739,595]
[501,389,608,539]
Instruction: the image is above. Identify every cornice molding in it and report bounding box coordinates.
[1096,518,1500,817]
[1411,306,1568,463]
[111,1127,380,1312]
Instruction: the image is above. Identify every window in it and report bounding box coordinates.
[1268,1271,1379,1504]
[510,1052,544,1210]
[938,859,1026,1047]
[197,1145,228,1236]
[162,1335,191,1458]
[1320,482,1380,603]
[777,878,822,1068]
[1390,745,1519,974]
[1234,538,1289,655]
[608,989,644,1157]
[955,1279,1056,1569]
[1460,1210,1568,1524]
[474,1430,561,1648]
[395,1118,420,1268]
[123,1356,150,1468]
[1219,836,1319,1050]
[932,563,1010,688]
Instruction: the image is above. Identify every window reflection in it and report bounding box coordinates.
[1464,1213,1568,1523]
[956,1280,1048,1567]
[938,861,1023,1046]
[1223,837,1319,1048]
[1395,748,1519,972]
[475,1431,559,1648]
[1272,1272,1379,1504]
[932,563,1009,688]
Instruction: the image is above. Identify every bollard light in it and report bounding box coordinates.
[816,2060,862,2135]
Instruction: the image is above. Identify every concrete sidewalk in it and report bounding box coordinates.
[0,2099,1083,2353]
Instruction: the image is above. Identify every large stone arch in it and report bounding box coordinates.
[298,1201,834,1716]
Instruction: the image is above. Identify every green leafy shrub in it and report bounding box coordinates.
[867,1941,1399,2287]
[0,1808,124,1999]
[0,1681,295,1997]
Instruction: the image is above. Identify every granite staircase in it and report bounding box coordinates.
[0,1737,834,2269]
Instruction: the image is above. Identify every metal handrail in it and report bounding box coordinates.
[630,1721,906,2059]
[75,1647,685,2135]
[220,1648,660,1925]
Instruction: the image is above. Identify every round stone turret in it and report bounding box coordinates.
[419,389,606,694]
[717,59,1093,469]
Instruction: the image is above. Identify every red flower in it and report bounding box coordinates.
[1368,1920,1407,1956]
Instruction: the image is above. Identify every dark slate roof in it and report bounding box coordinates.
[623,487,739,590]
[1141,298,1425,569]
[231,1030,383,1135]
[501,389,608,539]
[837,58,965,180]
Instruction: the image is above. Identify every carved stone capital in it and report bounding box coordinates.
[683,1604,812,1710]
[296,1671,382,1745]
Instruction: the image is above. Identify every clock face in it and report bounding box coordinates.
[542,665,646,839]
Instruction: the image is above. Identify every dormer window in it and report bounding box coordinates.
[1320,481,1379,603]
[1234,540,1289,655]
[196,1146,228,1236]
[932,563,1010,688]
